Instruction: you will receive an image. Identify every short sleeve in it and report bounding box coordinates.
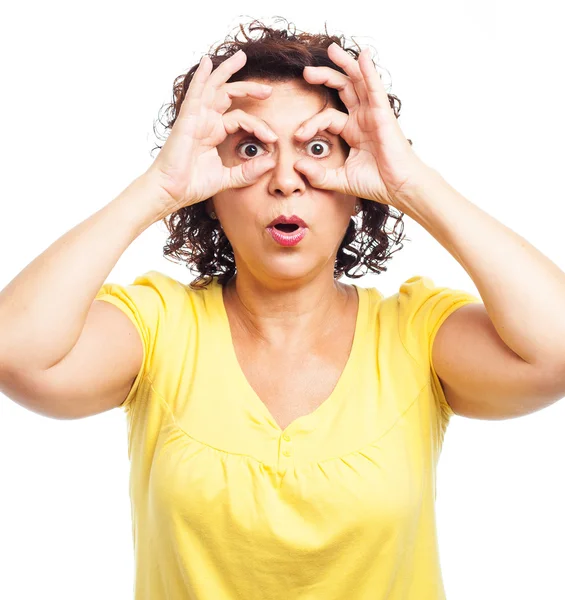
[94,270,178,411]
[398,275,483,419]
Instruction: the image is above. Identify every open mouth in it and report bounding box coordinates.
[274,223,300,233]
[267,223,307,246]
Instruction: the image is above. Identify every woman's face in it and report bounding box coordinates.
[211,78,357,285]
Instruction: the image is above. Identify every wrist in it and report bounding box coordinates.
[391,166,445,213]
[111,174,174,237]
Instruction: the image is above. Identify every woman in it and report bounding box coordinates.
[2,18,565,600]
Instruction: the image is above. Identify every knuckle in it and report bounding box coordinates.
[226,108,245,120]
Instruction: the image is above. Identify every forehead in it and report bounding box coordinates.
[228,79,333,129]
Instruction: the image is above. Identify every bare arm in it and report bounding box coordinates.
[0,174,166,374]
[0,51,277,418]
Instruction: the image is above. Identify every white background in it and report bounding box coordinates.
[1,1,564,598]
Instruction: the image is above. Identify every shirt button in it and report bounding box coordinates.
[283,449,291,457]
[283,434,291,442]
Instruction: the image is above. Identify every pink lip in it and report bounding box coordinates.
[267,215,308,228]
[266,226,308,247]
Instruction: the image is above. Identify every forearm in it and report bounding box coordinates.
[0,174,166,372]
[395,169,565,369]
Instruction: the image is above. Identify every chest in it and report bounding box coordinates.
[231,325,356,431]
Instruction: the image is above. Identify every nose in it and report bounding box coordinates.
[267,147,308,198]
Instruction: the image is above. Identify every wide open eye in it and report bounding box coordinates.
[236,140,267,160]
[235,137,333,160]
[306,138,333,158]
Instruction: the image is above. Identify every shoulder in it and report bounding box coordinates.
[132,269,187,294]
[95,269,197,330]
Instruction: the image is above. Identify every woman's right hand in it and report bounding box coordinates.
[145,50,278,215]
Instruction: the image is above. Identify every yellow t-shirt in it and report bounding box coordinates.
[95,270,481,599]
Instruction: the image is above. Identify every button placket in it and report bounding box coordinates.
[279,432,293,463]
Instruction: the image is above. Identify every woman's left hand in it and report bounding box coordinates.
[295,43,434,207]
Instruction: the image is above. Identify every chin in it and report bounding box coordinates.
[257,255,333,282]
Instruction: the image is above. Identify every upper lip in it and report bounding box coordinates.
[267,215,308,228]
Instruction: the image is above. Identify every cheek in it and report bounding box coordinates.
[323,191,356,218]
[215,190,262,228]
[312,198,354,243]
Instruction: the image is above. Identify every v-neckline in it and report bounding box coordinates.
[213,277,366,435]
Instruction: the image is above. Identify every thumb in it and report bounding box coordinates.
[228,157,276,189]
[294,158,343,192]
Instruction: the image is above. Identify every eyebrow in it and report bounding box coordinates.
[226,104,334,139]
[227,125,339,139]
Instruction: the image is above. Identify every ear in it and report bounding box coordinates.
[351,197,362,217]
[205,199,215,218]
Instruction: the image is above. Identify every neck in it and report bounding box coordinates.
[222,273,351,348]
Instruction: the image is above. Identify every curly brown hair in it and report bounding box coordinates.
[151,17,410,290]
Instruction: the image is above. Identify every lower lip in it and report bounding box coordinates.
[267,226,308,247]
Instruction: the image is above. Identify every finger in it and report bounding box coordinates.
[226,156,276,189]
[327,43,369,106]
[212,81,273,114]
[199,50,249,108]
[293,157,345,192]
[294,107,349,142]
[206,49,248,90]
[180,55,214,118]
[222,81,273,99]
[302,66,359,111]
[222,108,278,144]
[357,48,392,111]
